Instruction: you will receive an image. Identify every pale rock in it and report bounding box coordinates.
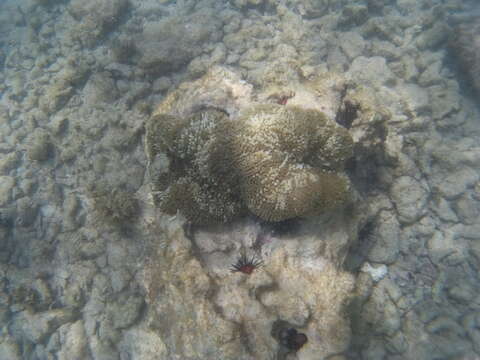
[447,283,474,303]
[138,11,222,76]
[361,262,388,282]
[0,335,21,360]
[386,331,408,355]
[348,56,396,87]
[87,335,118,360]
[414,50,441,72]
[362,338,387,359]
[259,292,311,327]
[83,72,119,105]
[396,0,420,13]
[369,40,401,60]
[425,316,465,337]
[427,229,466,264]
[448,223,480,241]
[413,215,437,237]
[49,116,69,137]
[418,61,442,87]
[367,210,400,264]
[26,128,53,162]
[14,308,79,343]
[338,32,365,60]
[435,167,478,199]
[0,175,15,206]
[16,197,38,227]
[363,284,401,336]
[0,151,19,175]
[141,213,356,359]
[327,46,348,72]
[109,268,132,293]
[56,320,88,360]
[416,23,449,50]
[430,196,458,222]
[401,54,419,81]
[428,82,461,120]
[463,312,480,353]
[154,67,254,121]
[109,293,144,330]
[119,328,168,360]
[391,176,429,224]
[453,194,479,225]
[39,67,88,114]
[152,77,172,93]
[339,4,368,26]
[295,0,329,18]
[396,83,430,115]
[106,242,128,269]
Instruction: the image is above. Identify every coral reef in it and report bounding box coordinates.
[3,0,480,359]
[146,83,354,223]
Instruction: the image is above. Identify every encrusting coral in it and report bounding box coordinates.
[146,102,353,224]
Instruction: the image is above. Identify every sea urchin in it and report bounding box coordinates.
[230,252,263,275]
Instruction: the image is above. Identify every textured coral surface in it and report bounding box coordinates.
[232,104,353,221]
[146,78,354,223]
[146,108,244,224]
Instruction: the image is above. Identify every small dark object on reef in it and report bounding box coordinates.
[336,99,360,129]
[230,251,263,274]
[278,327,308,351]
[271,320,308,353]
[270,91,295,105]
[0,210,13,228]
[277,96,289,105]
[111,37,137,64]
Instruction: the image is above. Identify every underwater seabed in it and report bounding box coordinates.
[0,0,480,359]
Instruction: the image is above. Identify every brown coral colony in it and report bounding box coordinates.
[146,101,354,224]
